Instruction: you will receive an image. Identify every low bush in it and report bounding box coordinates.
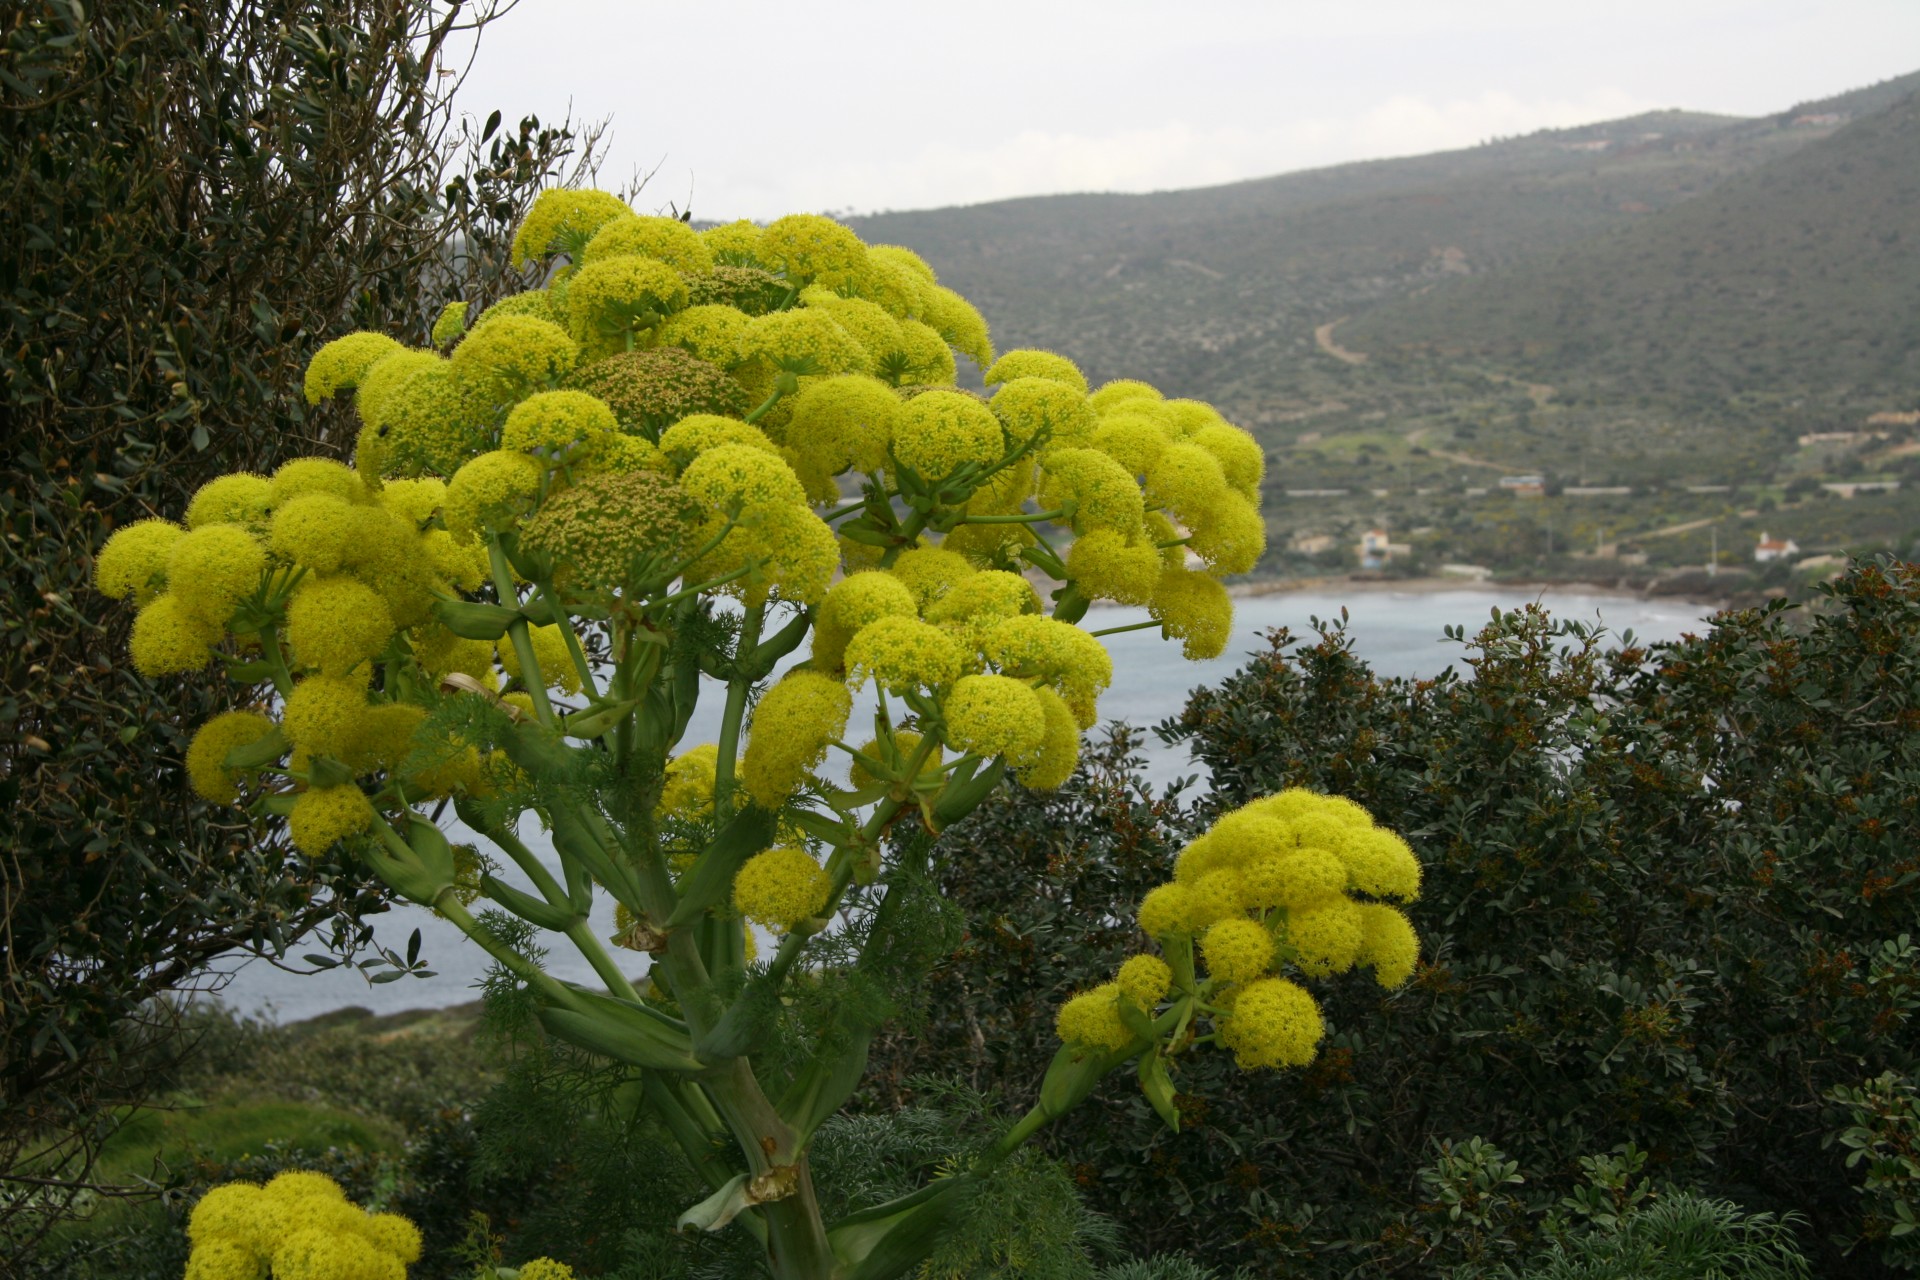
[878,559,1920,1276]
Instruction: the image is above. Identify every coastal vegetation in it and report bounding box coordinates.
[2,5,1915,1277]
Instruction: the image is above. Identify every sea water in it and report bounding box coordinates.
[212,587,1709,1021]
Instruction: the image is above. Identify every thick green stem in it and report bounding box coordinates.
[564,920,643,1002]
[703,1061,835,1280]
[255,626,295,696]
[487,539,555,726]
[471,811,569,905]
[982,1103,1054,1167]
[658,515,741,590]
[711,604,763,812]
[878,511,930,568]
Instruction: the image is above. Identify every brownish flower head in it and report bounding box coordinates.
[565,348,749,439]
[518,471,699,593]
[685,265,787,316]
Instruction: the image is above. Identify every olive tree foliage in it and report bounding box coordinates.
[0,0,590,1248]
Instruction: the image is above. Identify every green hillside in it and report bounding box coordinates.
[851,71,1920,587]
[1343,90,1920,403]
[850,71,1920,425]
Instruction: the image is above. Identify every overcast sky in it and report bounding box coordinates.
[447,1,1920,221]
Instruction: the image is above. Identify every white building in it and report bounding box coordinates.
[1753,532,1800,564]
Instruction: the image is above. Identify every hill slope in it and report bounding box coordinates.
[1342,92,1920,402]
[850,71,1920,423]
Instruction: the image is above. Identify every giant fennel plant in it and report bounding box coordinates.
[96,191,1423,1280]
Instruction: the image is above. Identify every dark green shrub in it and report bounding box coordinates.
[0,0,585,1251]
[878,560,1920,1276]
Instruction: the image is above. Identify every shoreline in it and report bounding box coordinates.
[1224,573,1730,608]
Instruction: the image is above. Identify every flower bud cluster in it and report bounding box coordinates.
[1058,789,1422,1073]
[185,1171,421,1280]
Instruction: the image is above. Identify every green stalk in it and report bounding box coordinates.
[879,510,930,568]
[649,564,748,611]
[564,920,643,1003]
[470,811,569,906]
[660,514,748,587]
[744,385,786,425]
[255,626,295,696]
[434,891,586,1013]
[960,507,1066,526]
[1089,619,1163,638]
[982,1103,1053,1167]
[487,539,555,726]
[542,585,600,697]
[711,604,764,812]
[754,732,941,992]
[702,1061,836,1279]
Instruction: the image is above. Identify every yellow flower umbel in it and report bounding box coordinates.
[740,671,851,809]
[1062,789,1422,1075]
[185,1172,422,1280]
[107,186,1290,1277]
[734,845,832,932]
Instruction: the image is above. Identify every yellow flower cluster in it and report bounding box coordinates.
[185,1171,420,1280]
[733,845,832,932]
[1058,789,1421,1072]
[739,671,851,810]
[113,190,1281,1012]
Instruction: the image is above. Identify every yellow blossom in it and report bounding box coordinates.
[1149,567,1232,660]
[288,784,373,856]
[740,670,851,809]
[733,846,832,932]
[186,474,274,532]
[304,331,403,404]
[942,674,1046,765]
[1087,379,1162,414]
[287,576,394,677]
[1055,983,1133,1052]
[1116,954,1173,1008]
[985,349,1088,393]
[845,615,965,694]
[130,595,219,676]
[1220,977,1323,1069]
[1202,917,1275,985]
[186,710,279,804]
[95,519,184,605]
[581,214,714,274]
[511,188,632,266]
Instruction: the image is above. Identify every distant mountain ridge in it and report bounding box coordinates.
[1342,88,1920,400]
[849,69,1920,425]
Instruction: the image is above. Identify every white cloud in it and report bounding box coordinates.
[445,0,1920,221]
[769,88,1659,216]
